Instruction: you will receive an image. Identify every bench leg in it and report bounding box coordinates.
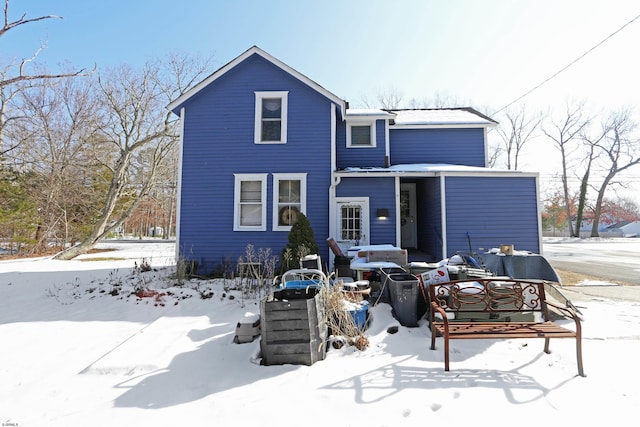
[443,333,450,371]
[430,326,436,350]
[545,336,586,377]
[576,334,585,377]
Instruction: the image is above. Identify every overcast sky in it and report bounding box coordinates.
[4,0,640,204]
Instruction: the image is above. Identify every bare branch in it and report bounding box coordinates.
[0,69,93,89]
[1,0,61,38]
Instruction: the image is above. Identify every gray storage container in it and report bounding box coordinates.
[385,272,419,327]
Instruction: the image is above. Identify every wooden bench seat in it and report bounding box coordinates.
[428,278,585,377]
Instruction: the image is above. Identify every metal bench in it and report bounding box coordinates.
[428,278,585,377]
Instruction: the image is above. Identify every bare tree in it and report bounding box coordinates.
[407,91,470,109]
[574,123,607,236]
[0,0,59,37]
[495,104,543,170]
[360,86,404,109]
[588,108,640,237]
[542,101,591,236]
[54,55,212,259]
[10,73,102,251]
[0,0,91,153]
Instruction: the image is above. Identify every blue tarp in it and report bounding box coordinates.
[481,253,560,282]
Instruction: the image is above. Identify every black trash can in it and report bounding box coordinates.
[334,256,353,279]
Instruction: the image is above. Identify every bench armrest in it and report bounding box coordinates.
[430,301,449,327]
[545,299,582,330]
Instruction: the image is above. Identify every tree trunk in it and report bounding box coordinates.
[560,153,575,237]
[574,169,589,237]
[53,152,131,259]
[590,173,614,237]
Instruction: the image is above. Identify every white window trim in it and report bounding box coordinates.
[272,173,307,231]
[233,173,267,231]
[346,119,376,148]
[254,91,288,144]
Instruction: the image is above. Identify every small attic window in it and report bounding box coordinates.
[347,121,376,147]
[255,91,288,144]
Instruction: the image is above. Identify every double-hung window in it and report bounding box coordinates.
[273,173,306,231]
[234,174,267,231]
[347,120,376,147]
[255,91,288,144]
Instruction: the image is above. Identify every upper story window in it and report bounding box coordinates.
[347,120,376,147]
[255,91,288,144]
[273,173,306,231]
[234,173,267,231]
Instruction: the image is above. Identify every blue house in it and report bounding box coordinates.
[168,46,542,274]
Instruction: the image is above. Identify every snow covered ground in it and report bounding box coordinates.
[1,239,639,426]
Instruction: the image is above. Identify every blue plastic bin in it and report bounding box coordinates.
[281,279,320,289]
[349,302,369,329]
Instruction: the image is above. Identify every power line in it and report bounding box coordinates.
[496,12,640,114]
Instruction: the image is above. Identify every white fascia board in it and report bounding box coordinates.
[346,112,396,121]
[168,46,347,116]
[334,170,438,178]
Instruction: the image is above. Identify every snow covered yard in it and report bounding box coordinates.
[1,240,639,426]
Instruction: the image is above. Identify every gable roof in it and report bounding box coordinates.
[168,46,347,116]
[387,108,498,128]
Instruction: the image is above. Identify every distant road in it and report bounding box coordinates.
[542,238,640,285]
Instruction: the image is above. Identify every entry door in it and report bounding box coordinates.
[335,198,369,255]
[400,183,417,248]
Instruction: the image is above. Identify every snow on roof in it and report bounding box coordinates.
[389,108,497,127]
[346,109,396,118]
[341,163,532,175]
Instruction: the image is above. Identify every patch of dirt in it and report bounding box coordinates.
[555,268,635,286]
[0,246,116,260]
[87,248,117,254]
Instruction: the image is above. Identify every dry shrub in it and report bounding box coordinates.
[350,335,369,351]
[320,281,369,350]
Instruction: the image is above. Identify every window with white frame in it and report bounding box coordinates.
[273,173,306,231]
[255,91,288,144]
[340,204,362,241]
[234,174,267,231]
[346,120,376,147]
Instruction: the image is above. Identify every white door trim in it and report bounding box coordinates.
[335,197,370,255]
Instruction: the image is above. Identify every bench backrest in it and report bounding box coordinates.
[428,278,551,322]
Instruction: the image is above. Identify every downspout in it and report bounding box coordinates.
[395,176,401,247]
[175,107,185,261]
[329,103,339,265]
[484,127,493,167]
[440,174,447,257]
[535,173,543,255]
[385,117,391,168]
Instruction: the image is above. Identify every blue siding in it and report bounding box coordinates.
[174,48,541,274]
[336,120,387,169]
[178,54,337,273]
[444,176,540,257]
[336,177,396,246]
[389,128,486,167]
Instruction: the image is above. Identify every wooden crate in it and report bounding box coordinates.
[260,289,327,366]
